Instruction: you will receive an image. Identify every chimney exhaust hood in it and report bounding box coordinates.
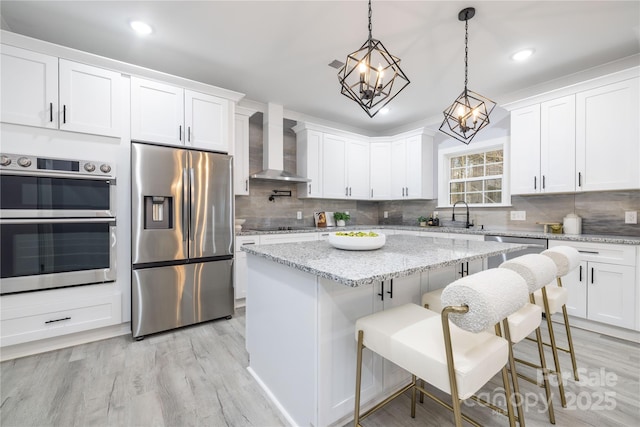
[250,103,310,183]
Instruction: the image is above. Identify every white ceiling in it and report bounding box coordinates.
[1,1,639,134]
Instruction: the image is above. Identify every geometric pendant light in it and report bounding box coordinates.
[338,0,410,118]
[439,7,496,144]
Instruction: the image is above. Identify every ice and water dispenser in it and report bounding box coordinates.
[144,196,173,229]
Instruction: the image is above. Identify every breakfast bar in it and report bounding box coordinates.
[243,234,527,427]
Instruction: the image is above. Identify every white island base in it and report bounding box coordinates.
[247,255,432,427]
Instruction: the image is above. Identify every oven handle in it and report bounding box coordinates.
[0,169,115,182]
[0,218,116,225]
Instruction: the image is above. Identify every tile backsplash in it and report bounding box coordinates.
[235,113,639,236]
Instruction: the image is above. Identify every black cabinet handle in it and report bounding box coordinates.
[578,172,582,187]
[62,105,66,124]
[591,267,594,284]
[371,188,373,198]
[188,126,191,142]
[49,102,53,122]
[378,282,384,301]
[534,176,537,190]
[579,265,583,282]
[245,180,248,191]
[45,316,70,324]
[386,279,393,298]
[308,184,311,195]
[179,125,182,141]
[345,187,348,197]
[542,175,546,189]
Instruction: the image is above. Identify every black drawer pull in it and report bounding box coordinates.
[378,282,384,301]
[579,265,583,282]
[45,316,70,324]
[49,102,53,122]
[386,279,394,298]
[591,268,595,284]
[578,250,600,254]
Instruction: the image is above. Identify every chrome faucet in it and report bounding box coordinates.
[452,200,472,228]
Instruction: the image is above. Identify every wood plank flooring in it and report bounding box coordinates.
[1,309,639,426]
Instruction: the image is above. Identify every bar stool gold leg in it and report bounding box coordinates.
[354,330,364,427]
[501,320,525,426]
[541,287,567,408]
[411,375,417,418]
[557,277,579,381]
[530,294,556,424]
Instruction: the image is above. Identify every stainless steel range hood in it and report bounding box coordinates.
[250,103,310,183]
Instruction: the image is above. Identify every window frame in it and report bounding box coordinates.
[437,137,511,208]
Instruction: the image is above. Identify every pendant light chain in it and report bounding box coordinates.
[464,14,469,92]
[368,0,373,41]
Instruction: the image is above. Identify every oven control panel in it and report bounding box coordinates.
[0,153,115,178]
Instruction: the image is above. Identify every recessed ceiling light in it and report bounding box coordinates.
[511,48,535,61]
[379,107,390,115]
[130,20,153,36]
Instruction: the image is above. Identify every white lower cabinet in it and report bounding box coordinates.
[0,284,122,347]
[317,272,422,426]
[549,240,637,330]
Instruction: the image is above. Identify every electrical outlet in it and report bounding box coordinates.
[510,211,526,221]
[625,211,637,224]
[296,211,302,220]
[383,211,388,218]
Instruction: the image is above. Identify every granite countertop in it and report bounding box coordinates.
[238,225,640,245]
[241,234,528,287]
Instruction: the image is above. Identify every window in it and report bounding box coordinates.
[438,138,508,207]
[449,149,503,204]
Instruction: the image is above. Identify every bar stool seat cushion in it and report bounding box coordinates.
[508,303,542,343]
[533,286,569,314]
[542,246,580,277]
[355,303,509,400]
[499,254,558,293]
[422,288,444,312]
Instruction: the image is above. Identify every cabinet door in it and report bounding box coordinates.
[379,276,421,393]
[131,77,184,145]
[185,90,229,152]
[296,129,323,198]
[390,139,406,199]
[58,60,121,137]
[1,45,58,129]
[405,135,424,199]
[510,104,541,194]
[234,114,250,195]
[540,95,575,193]
[346,139,370,199]
[562,261,588,319]
[234,251,248,300]
[369,142,392,199]
[587,263,635,329]
[576,78,640,191]
[322,134,347,199]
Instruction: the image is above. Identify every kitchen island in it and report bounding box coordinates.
[243,234,527,427]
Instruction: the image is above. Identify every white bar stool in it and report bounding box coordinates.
[533,245,581,407]
[354,268,529,427]
[499,253,560,424]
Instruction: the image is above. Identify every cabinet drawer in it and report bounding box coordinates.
[549,240,636,266]
[236,235,260,252]
[1,291,121,347]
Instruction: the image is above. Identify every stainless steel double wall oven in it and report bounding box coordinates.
[0,153,116,294]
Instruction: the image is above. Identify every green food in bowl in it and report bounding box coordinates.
[335,231,379,237]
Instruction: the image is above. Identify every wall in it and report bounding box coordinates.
[235,113,640,237]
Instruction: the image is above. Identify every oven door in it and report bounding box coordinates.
[0,218,116,294]
[0,171,115,218]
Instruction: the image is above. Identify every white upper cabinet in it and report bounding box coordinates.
[131,77,230,152]
[1,45,121,137]
[369,141,392,200]
[576,78,639,191]
[391,134,434,200]
[321,133,348,199]
[345,139,370,199]
[510,95,575,195]
[296,128,323,198]
[234,112,250,195]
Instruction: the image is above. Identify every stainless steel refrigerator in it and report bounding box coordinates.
[131,142,234,339]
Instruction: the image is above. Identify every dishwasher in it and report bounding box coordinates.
[484,235,548,268]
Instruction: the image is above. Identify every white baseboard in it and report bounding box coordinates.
[247,366,298,427]
[0,322,131,362]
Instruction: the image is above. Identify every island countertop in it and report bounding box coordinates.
[242,234,527,287]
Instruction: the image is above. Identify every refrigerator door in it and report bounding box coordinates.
[189,150,234,259]
[132,143,188,265]
[132,259,234,338]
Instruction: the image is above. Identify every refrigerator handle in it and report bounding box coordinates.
[182,168,189,242]
[190,168,195,242]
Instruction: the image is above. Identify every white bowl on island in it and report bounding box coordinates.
[235,218,246,232]
[328,231,386,251]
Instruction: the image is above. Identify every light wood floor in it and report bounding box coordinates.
[1,308,638,426]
